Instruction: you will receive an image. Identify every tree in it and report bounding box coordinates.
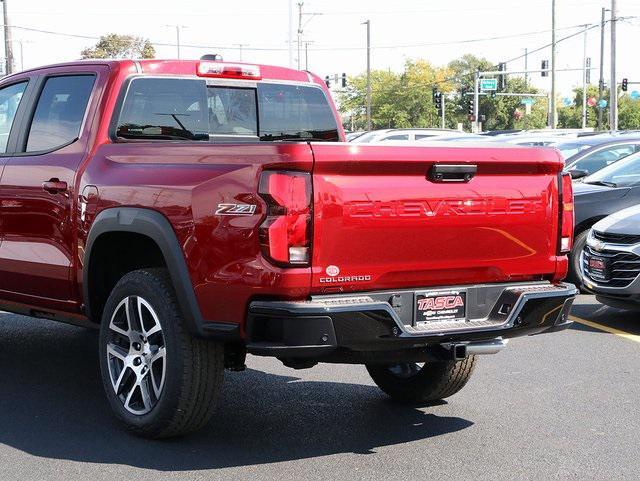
[339,60,454,131]
[557,85,605,129]
[81,34,155,59]
[619,95,640,130]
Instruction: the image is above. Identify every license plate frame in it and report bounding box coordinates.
[414,289,467,327]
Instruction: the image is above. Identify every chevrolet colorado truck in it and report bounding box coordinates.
[0,58,577,438]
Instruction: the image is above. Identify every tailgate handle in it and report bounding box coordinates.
[429,164,477,183]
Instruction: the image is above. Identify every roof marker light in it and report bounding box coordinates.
[196,61,261,80]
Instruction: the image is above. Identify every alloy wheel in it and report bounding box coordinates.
[105,296,167,415]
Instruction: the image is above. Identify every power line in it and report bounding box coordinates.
[2,22,609,53]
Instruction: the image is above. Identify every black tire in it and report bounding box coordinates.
[568,230,589,288]
[98,268,224,438]
[366,357,476,403]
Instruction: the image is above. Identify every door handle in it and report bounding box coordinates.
[42,179,68,194]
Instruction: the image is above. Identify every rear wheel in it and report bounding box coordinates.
[98,268,224,438]
[366,357,476,403]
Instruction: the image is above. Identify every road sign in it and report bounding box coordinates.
[479,78,498,91]
[562,97,573,107]
[631,91,640,100]
[521,97,534,106]
[598,99,608,108]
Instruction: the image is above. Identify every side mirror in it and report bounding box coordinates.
[569,169,589,180]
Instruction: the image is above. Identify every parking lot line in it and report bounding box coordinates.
[570,315,640,344]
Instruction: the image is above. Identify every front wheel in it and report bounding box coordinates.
[568,230,589,287]
[98,268,224,438]
[366,357,476,403]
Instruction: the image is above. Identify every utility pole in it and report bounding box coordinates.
[524,48,529,86]
[581,25,588,129]
[551,0,557,128]
[598,7,606,130]
[610,0,618,131]
[234,43,248,62]
[1,0,14,75]
[297,2,303,70]
[362,20,371,131]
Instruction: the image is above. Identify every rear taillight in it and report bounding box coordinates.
[559,172,574,254]
[258,171,312,266]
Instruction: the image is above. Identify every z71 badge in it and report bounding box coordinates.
[215,203,257,216]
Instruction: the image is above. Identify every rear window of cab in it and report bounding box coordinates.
[115,77,339,142]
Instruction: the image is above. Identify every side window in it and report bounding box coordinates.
[117,78,209,140]
[0,81,27,153]
[257,83,339,141]
[26,75,95,152]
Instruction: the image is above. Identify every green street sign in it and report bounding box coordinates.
[480,78,498,91]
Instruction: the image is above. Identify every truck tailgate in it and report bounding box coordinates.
[310,143,563,293]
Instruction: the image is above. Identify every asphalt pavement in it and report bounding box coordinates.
[0,294,638,481]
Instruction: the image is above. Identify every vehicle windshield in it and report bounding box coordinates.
[583,151,640,188]
[553,142,593,160]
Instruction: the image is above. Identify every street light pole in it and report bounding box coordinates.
[303,40,314,70]
[164,25,186,59]
[597,7,606,130]
[1,0,14,75]
[524,48,528,87]
[234,44,248,62]
[550,0,557,128]
[363,20,371,131]
[610,0,618,131]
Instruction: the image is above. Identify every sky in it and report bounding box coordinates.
[5,0,640,99]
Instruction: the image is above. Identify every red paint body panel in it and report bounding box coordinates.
[310,143,565,294]
[0,59,569,335]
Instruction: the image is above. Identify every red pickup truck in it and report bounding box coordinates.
[0,58,576,438]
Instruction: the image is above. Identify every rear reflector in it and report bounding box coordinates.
[197,61,261,80]
[559,173,574,254]
[258,171,312,266]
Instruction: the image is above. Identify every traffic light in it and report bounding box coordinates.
[432,89,443,114]
[622,78,628,92]
[324,75,331,87]
[341,73,347,88]
[468,97,475,115]
[498,62,507,90]
[586,58,591,84]
[491,91,497,99]
[541,60,549,77]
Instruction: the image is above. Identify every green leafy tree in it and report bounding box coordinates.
[339,60,451,130]
[557,85,605,129]
[81,34,155,59]
[619,94,640,130]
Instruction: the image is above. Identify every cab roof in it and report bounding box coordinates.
[9,58,320,84]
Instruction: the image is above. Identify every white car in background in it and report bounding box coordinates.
[350,128,462,143]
